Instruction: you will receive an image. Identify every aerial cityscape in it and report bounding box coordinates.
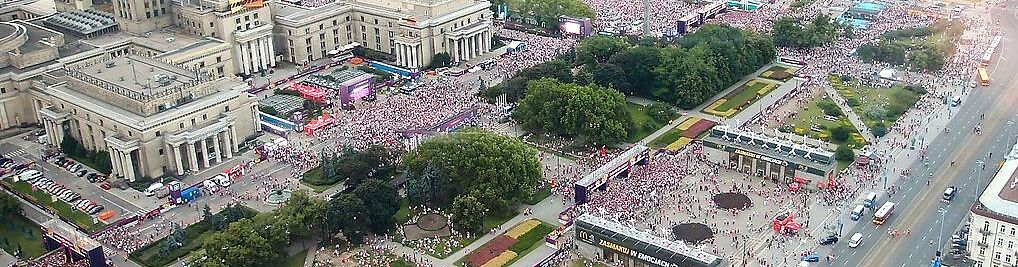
[0,0,1009,266]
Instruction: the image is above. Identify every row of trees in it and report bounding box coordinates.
[401,129,542,234]
[772,14,842,48]
[575,25,775,108]
[193,180,400,267]
[0,191,20,218]
[482,59,573,103]
[59,135,113,174]
[513,78,630,146]
[856,42,946,71]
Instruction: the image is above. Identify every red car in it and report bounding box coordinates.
[99,182,111,190]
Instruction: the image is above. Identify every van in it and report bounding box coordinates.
[850,205,865,221]
[848,233,863,248]
[145,182,165,197]
[944,186,956,200]
[863,192,878,208]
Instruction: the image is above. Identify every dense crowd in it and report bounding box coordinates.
[579,0,696,35]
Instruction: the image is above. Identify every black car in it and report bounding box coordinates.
[819,235,839,245]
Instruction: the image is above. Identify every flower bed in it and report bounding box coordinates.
[463,219,555,267]
[466,235,517,267]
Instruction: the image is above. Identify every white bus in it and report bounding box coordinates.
[873,202,896,225]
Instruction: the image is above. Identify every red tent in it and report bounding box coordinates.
[303,114,336,135]
[291,83,326,103]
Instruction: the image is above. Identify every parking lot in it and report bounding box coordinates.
[0,132,151,227]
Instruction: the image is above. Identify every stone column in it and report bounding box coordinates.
[484,30,490,52]
[172,144,184,176]
[239,43,250,75]
[122,150,135,182]
[187,142,199,173]
[229,126,239,153]
[108,148,121,176]
[116,150,127,179]
[223,131,234,159]
[267,37,276,67]
[43,120,53,145]
[258,37,269,73]
[396,43,404,67]
[212,133,222,164]
[53,121,64,146]
[199,138,209,168]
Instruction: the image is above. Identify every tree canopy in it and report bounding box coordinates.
[401,129,542,220]
[0,191,20,217]
[513,78,629,146]
[482,59,572,102]
[772,14,840,48]
[576,25,775,109]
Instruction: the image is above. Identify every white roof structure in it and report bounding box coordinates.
[975,140,1018,221]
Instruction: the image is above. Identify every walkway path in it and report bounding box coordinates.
[819,81,878,142]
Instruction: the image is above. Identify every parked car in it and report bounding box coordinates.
[86,205,104,215]
[76,169,88,177]
[819,235,839,245]
[99,182,111,190]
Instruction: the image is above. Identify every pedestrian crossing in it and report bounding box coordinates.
[1,149,25,158]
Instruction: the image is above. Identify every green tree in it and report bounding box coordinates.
[353,179,400,233]
[451,194,486,234]
[513,78,629,146]
[198,219,279,267]
[401,129,542,215]
[406,163,449,206]
[326,194,370,245]
[506,0,594,27]
[835,144,855,162]
[428,52,452,69]
[483,60,572,102]
[60,135,78,156]
[0,191,20,217]
[830,125,851,142]
[274,190,327,240]
[574,36,630,67]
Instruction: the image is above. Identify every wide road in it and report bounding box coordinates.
[831,4,1018,267]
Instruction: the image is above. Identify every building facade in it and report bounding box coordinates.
[34,52,258,181]
[271,0,493,70]
[575,213,722,267]
[701,126,836,184]
[968,141,1018,267]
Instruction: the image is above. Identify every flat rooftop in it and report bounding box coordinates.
[77,55,196,95]
[81,30,205,53]
[576,213,722,266]
[976,141,1018,221]
[14,20,59,53]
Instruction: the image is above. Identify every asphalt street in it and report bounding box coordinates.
[830,4,1018,267]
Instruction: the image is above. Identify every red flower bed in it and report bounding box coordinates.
[682,119,716,138]
[467,235,518,267]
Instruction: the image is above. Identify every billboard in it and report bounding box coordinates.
[559,16,593,36]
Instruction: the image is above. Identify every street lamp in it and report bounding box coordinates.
[930,208,947,267]
[976,160,985,202]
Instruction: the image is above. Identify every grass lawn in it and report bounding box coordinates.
[0,212,46,259]
[504,223,555,266]
[394,199,411,224]
[648,126,684,148]
[571,259,612,267]
[390,259,413,267]
[716,80,774,112]
[525,186,552,206]
[785,98,866,148]
[1,181,104,233]
[276,250,307,267]
[300,168,338,193]
[410,208,519,259]
[625,103,670,143]
[829,75,921,133]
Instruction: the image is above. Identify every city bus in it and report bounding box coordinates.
[978,68,990,86]
[873,202,895,225]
